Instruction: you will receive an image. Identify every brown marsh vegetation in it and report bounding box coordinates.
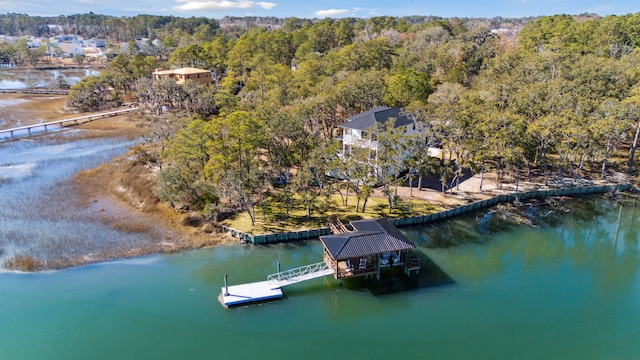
[0,93,231,271]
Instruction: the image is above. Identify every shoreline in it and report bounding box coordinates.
[2,92,637,271]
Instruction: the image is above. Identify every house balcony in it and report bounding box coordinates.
[324,251,420,280]
[342,134,378,150]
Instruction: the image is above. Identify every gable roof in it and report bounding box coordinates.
[320,218,415,260]
[339,106,413,131]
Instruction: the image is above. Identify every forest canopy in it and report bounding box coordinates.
[38,12,640,226]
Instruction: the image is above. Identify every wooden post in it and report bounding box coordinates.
[224,274,229,296]
[376,254,381,280]
[277,262,281,284]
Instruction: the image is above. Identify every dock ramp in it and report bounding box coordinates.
[267,262,333,288]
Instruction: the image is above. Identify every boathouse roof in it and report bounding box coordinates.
[320,218,415,260]
[339,106,413,131]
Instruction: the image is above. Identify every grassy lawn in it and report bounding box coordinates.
[223,194,443,234]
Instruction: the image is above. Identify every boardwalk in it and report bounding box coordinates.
[0,107,139,140]
[0,88,69,95]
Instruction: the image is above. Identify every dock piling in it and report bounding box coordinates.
[224,274,229,296]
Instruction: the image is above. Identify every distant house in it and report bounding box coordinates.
[152,67,212,85]
[82,39,106,48]
[53,41,83,57]
[339,106,418,160]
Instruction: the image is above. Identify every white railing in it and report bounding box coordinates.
[267,261,333,288]
[0,107,139,139]
[342,135,378,150]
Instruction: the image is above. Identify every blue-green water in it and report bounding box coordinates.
[1,198,639,359]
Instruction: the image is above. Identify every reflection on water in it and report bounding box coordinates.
[413,197,640,294]
[0,68,99,89]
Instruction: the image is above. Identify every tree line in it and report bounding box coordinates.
[65,13,640,225]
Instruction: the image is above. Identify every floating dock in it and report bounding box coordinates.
[221,262,332,307]
[221,281,283,306]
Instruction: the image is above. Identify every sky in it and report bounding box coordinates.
[2,0,638,19]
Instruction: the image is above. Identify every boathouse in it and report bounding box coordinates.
[320,218,421,280]
[221,218,421,306]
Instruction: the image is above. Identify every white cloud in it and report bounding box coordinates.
[173,0,277,12]
[315,8,350,17]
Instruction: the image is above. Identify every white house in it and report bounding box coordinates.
[339,106,419,160]
[82,39,106,48]
[49,36,84,57]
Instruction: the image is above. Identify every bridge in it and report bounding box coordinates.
[0,107,139,141]
[0,88,69,95]
[221,261,333,307]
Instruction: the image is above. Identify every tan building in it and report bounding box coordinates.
[152,67,212,85]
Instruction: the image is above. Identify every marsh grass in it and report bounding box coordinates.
[0,136,168,270]
[0,94,71,132]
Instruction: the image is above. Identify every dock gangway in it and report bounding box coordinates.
[267,261,333,288]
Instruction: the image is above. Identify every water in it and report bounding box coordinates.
[0,137,155,266]
[0,68,99,89]
[0,195,639,358]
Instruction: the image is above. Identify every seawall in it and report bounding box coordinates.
[223,183,631,244]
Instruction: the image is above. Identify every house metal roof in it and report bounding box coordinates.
[339,106,413,131]
[320,219,415,260]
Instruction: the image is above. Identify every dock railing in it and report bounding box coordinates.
[267,261,332,288]
[0,107,139,140]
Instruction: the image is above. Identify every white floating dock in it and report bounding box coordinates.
[221,281,283,306]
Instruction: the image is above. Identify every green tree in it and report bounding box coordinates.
[376,119,408,210]
[169,44,207,68]
[67,75,119,111]
[205,111,266,226]
[384,67,433,107]
[590,99,628,179]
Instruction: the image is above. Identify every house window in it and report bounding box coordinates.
[345,128,352,135]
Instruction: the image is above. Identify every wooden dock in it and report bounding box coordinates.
[0,88,69,95]
[221,281,283,307]
[0,107,139,141]
[327,218,349,234]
